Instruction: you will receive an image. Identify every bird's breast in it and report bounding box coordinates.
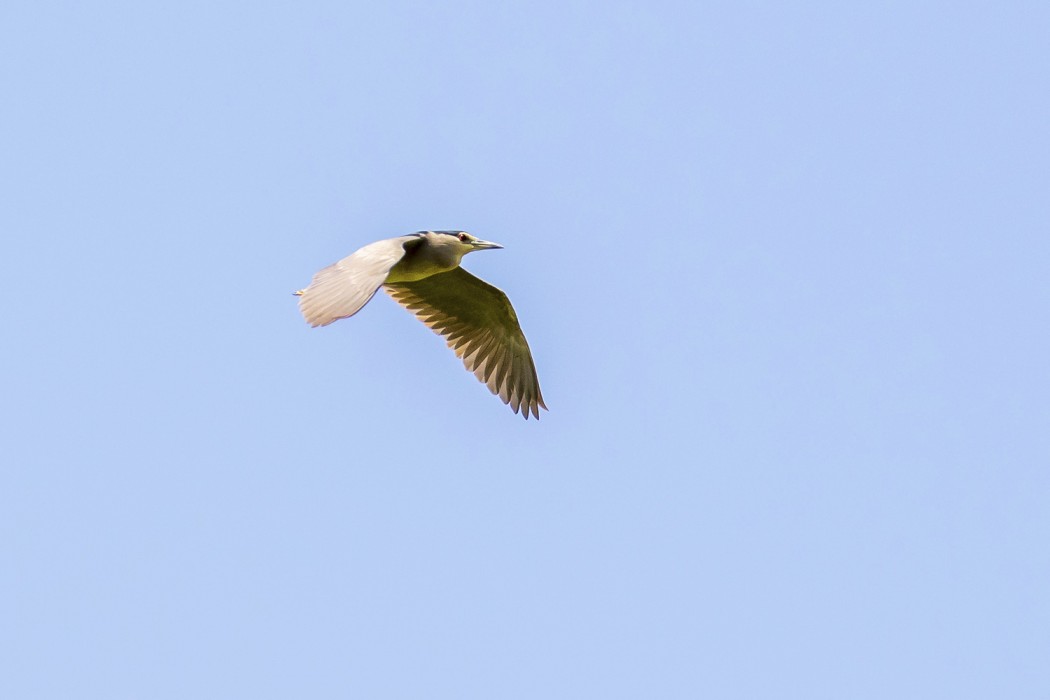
[385,251,462,283]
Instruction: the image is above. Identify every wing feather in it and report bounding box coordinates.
[297,237,417,327]
[384,268,546,419]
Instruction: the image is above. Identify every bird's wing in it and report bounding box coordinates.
[384,268,547,419]
[298,236,419,327]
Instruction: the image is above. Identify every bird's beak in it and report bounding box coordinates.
[471,239,504,250]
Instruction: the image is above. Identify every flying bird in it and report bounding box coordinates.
[295,231,546,419]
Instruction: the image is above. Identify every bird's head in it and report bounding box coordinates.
[428,230,504,255]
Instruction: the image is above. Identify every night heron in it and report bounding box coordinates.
[294,231,546,419]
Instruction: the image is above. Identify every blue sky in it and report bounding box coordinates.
[3,1,1048,697]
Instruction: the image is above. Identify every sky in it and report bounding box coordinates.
[2,1,1049,697]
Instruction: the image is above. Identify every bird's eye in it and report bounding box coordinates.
[458,233,469,242]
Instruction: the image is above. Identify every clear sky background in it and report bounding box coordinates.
[3,1,1048,697]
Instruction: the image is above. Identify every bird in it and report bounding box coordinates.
[294,230,546,419]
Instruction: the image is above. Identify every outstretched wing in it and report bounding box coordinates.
[384,268,546,419]
[297,236,418,327]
